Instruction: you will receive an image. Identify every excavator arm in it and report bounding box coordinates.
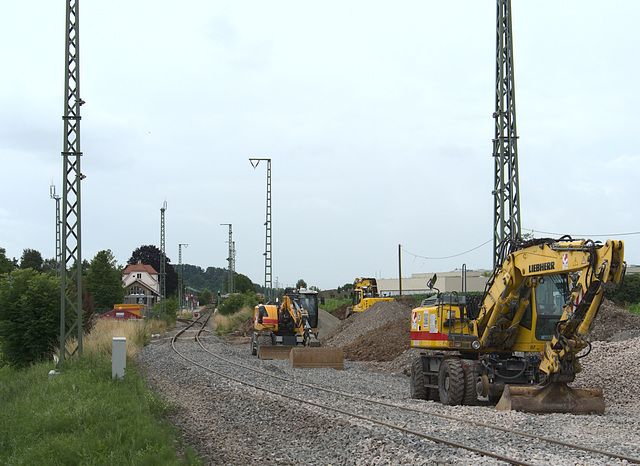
[477,237,626,414]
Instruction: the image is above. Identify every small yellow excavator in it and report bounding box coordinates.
[251,288,343,369]
[348,277,393,316]
[409,236,625,414]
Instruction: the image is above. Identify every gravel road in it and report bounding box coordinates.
[136,322,640,465]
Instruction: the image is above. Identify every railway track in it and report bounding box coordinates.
[170,313,640,465]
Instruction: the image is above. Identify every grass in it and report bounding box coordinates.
[627,303,640,316]
[58,318,171,360]
[1,318,201,465]
[213,306,254,336]
[321,297,351,312]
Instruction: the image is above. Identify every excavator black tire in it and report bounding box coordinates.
[439,358,464,405]
[250,333,257,356]
[461,359,478,406]
[410,358,428,400]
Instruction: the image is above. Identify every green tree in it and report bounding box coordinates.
[19,248,43,272]
[234,273,257,293]
[606,273,640,306]
[85,250,125,310]
[199,288,212,306]
[296,279,307,289]
[0,248,14,274]
[0,269,60,367]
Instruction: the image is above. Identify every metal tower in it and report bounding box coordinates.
[249,158,272,301]
[178,243,188,309]
[59,0,83,362]
[50,181,61,276]
[220,224,234,293]
[492,0,521,268]
[160,201,167,314]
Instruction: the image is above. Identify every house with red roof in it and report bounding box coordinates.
[122,261,161,306]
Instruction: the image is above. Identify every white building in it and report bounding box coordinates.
[122,262,161,306]
[377,270,489,296]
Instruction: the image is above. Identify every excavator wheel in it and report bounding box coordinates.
[250,333,257,356]
[438,359,464,405]
[410,358,428,400]
[461,360,478,406]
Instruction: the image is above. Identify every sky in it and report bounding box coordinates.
[1,1,639,291]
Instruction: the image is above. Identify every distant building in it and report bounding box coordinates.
[122,261,161,306]
[377,270,489,296]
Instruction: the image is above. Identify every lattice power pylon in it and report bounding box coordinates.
[492,0,521,268]
[220,224,234,294]
[50,181,61,276]
[249,158,272,301]
[160,201,167,314]
[59,0,84,362]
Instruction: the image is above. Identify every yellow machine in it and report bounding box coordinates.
[409,237,625,414]
[350,277,393,315]
[250,288,344,369]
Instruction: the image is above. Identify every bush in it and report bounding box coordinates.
[0,269,61,368]
[605,273,640,306]
[218,292,259,316]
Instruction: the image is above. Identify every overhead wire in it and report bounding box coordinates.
[402,238,493,261]
[401,227,639,263]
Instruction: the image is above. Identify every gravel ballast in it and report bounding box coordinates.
[137,318,640,465]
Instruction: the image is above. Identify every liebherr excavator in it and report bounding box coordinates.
[409,236,625,414]
[251,288,343,369]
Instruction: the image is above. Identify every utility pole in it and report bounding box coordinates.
[59,0,84,362]
[220,224,234,294]
[50,181,61,276]
[249,158,272,301]
[398,244,402,296]
[178,243,188,310]
[160,201,167,315]
[492,0,521,268]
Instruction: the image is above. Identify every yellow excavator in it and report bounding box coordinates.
[409,236,625,414]
[251,288,343,369]
[348,277,393,316]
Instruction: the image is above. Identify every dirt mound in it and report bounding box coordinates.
[320,299,416,349]
[589,299,640,341]
[393,295,420,309]
[343,318,410,362]
[328,304,351,320]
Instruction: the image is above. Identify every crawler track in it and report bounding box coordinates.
[171,314,640,465]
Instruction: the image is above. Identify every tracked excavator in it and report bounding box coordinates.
[251,288,343,369]
[409,236,625,414]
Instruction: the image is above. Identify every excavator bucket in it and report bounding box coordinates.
[495,382,605,415]
[290,347,344,370]
[258,345,293,360]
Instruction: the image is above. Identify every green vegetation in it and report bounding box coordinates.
[606,273,640,307]
[0,355,200,465]
[85,249,125,309]
[19,248,44,271]
[181,264,258,295]
[218,292,259,316]
[214,306,254,336]
[0,269,61,368]
[627,303,640,316]
[321,297,351,312]
[0,247,14,274]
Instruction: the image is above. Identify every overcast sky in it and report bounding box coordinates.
[1,1,639,291]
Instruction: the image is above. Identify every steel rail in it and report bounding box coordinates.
[172,315,640,464]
